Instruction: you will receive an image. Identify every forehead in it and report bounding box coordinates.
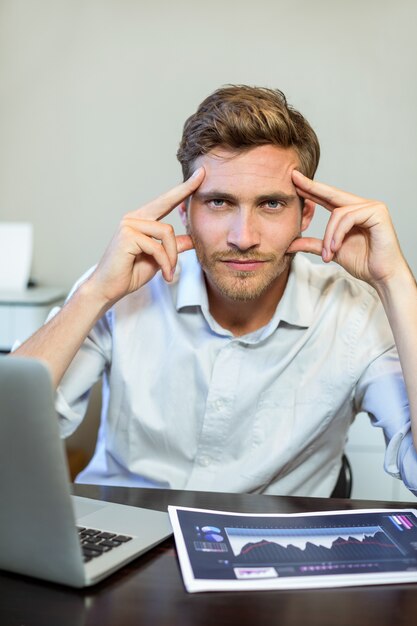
[193,145,300,195]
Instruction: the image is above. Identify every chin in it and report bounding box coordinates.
[208,261,291,302]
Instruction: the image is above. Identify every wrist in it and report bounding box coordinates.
[374,263,416,306]
[74,276,114,319]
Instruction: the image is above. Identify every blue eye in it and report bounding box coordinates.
[205,197,232,212]
[266,200,281,209]
[207,198,226,209]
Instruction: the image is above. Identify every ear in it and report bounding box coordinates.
[178,201,188,227]
[301,199,315,232]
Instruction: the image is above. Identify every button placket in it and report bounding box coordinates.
[187,342,243,483]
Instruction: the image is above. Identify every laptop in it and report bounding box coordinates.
[0,356,172,587]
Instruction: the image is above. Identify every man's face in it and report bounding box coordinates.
[179,144,314,303]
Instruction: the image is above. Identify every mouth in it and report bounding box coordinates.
[220,259,269,272]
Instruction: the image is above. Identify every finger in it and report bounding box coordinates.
[292,187,335,212]
[124,217,178,271]
[176,234,194,254]
[322,203,379,261]
[286,236,323,257]
[137,167,205,221]
[132,233,173,282]
[292,170,364,210]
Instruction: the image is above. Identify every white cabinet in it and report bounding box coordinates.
[0,287,64,351]
[346,412,416,502]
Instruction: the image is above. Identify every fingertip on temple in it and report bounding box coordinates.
[189,166,205,181]
[292,169,308,180]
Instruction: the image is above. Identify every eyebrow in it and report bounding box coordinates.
[193,190,298,204]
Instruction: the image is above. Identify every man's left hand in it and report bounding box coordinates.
[287,170,406,288]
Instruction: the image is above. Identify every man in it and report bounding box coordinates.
[13,85,417,497]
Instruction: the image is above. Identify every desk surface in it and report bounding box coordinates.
[2,485,417,626]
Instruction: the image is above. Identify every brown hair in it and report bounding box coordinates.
[177,85,320,180]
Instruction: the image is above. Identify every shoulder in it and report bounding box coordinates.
[292,254,392,341]
[294,254,380,305]
[292,256,396,366]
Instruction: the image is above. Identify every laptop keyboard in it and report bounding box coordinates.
[77,526,133,562]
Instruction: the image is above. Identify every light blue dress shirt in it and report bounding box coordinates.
[53,251,416,497]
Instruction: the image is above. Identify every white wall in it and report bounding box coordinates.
[1,0,416,289]
[1,0,416,498]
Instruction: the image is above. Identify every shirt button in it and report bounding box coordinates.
[199,456,210,467]
[215,400,223,411]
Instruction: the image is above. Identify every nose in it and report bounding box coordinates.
[227,209,261,251]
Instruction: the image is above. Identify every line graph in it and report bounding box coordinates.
[225,526,404,563]
[226,526,382,554]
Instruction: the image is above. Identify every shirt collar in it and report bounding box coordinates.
[275,254,315,329]
[176,250,314,330]
[176,250,208,311]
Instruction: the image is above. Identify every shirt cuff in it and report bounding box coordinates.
[55,386,85,438]
[385,421,417,494]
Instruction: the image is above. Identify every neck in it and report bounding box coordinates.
[206,267,290,337]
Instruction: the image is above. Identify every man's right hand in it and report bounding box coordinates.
[10,167,205,387]
[87,167,205,308]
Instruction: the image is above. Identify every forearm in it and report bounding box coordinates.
[11,280,110,388]
[375,265,417,448]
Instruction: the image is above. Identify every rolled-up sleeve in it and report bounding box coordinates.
[45,271,113,437]
[354,348,417,494]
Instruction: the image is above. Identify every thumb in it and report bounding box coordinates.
[287,236,323,256]
[176,234,194,254]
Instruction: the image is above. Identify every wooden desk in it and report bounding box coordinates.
[1,485,417,626]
